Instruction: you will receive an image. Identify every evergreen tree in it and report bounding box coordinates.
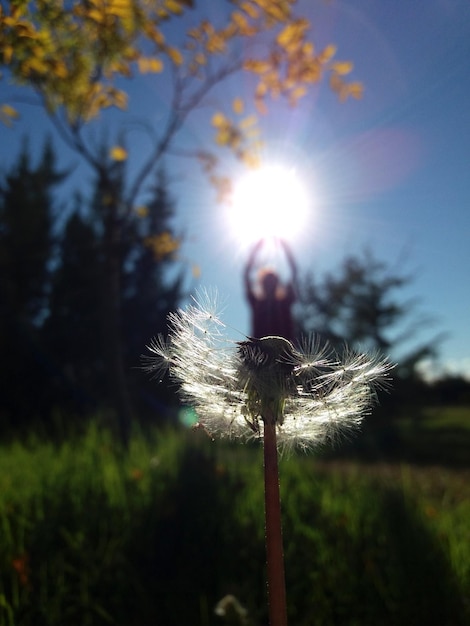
[122,169,185,420]
[0,139,66,427]
[296,249,441,378]
[44,164,184,424]
[44,201,104,414]
[0,138,63,324]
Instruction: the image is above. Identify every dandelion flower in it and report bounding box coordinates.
[144,291,393,451]
[144,290,394,626]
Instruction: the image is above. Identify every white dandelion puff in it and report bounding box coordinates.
[144,291,394,451]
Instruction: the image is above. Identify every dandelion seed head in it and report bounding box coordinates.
[144,291,395,451]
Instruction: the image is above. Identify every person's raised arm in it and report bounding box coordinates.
[244,239,264,297]
[279,239,298,288]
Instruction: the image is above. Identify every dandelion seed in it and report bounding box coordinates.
[143,335,173,380]
[144,290,394,452]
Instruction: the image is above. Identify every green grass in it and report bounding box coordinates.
[0,417,469,625]
[392,405,470,466]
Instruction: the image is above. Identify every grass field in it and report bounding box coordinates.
[0,409,469,625]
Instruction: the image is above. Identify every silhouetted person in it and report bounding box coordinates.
[244,239,297,342]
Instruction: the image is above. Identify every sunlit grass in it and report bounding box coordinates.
[0,417,468,625]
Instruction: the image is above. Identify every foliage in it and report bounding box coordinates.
[0,1,362,114]
[0,143,183,429]
[296,248,443,378]
[0,137,64,325]
[121,168,186,418]
[43,205,104,412]
[0,420,468,626]
[50,163,185,421]
[0,0,362,189]
[0,139,66,426]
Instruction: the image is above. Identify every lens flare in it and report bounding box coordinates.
[228,165,310,244]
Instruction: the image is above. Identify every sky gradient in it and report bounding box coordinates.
[1,0,469,378]
[181,0,470,379]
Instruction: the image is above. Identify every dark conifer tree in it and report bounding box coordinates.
[46,164,184,425]
[0,139,66,428]
[121,169,185,420]
[44,199,104,414]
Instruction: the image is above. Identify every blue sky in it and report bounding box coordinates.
[1,0,469,378]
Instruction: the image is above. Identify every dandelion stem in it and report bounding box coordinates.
[263,415,288,626]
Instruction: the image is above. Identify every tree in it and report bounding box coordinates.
[296,249,443,379]
[44,203,104,415]
[0,138,64,325]
[121,169,185,419]
[44,162,183,424]
[0,139,66,426]
[0,0,362,442]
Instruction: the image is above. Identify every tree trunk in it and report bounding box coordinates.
[100,186,133,446]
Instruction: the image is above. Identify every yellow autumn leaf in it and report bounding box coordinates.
[88,8,105,23]
[318,44,337,64]
[302,41,314,57]
[23,56,48,75]
[52,60,68,79]
[3,45,14,64]
[289,84,307,104]
[135,205,149,218]
[347,81,364,99]
[331,60,353,76]
[145,232,180,260]
[244,59,271,74]
[211,111,228,128]
[0,104,20,126]
[239,114,257,129]
[110,89,128,110]
[164,0,185,14]
[137,57,164,73]
[206,33,226,54]
[0,104,19,119]
[240,150,261,169]
[276,19,308,51]
[166,46,183,65]
[232,97,244,115]
[239,1,259,19]
[215,127,231,146]
[146,26,165,47]
[231,11,250,34]
[262,0,291,24]
[107,0,133,20]
[109,146,128,161]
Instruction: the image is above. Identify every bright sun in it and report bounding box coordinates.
[228,164,310,245]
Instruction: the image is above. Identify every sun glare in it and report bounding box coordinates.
[229,164,310,245]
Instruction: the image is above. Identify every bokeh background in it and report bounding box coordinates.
[1,1,469,624]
